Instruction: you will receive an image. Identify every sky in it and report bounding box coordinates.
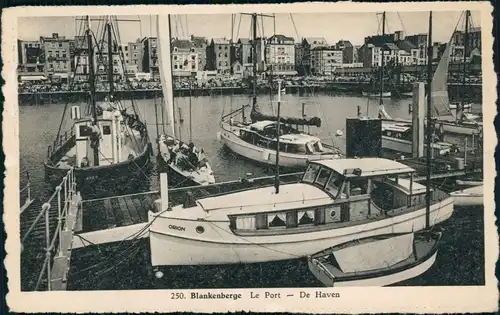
[17,11,481,46]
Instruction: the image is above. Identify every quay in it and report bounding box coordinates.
[18,81,482,105]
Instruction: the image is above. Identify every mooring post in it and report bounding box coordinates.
[160,173,169,211]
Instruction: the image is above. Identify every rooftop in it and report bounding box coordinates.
[312,158,416,178]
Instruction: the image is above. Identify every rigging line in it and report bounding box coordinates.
[185,14,189,37]
[236,14,242,40]
[289,14,300,41]
[111,19,143,122]
[396,12,407,37]
[54,21,87,141]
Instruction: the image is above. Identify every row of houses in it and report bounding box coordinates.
[17,26,481,81]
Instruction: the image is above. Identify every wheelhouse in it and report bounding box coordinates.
[228,158,435,235]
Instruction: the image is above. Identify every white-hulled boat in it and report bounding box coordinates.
[148,158,454,266]
[308,231,441,287]
[381,122,455,157]
[450,185,483,207]
[218,13,341,169]
[155,15,215,186]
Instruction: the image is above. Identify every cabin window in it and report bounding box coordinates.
[298,210,315,225]
[350,178,368,196]
[102,125,111,135]
[235,215,255,230]
[268,213,286,227]
[303,163,320,183]
[314,168,332,188]
[313,141,324,152]
[325,173,343,197]
[255,214,268,230]
[286,212,298,228]
[286,143,307,154]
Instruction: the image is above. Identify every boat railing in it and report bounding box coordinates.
[47,128,75,159]
[21,167,76,291]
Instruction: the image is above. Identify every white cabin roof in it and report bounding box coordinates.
[312,158,415,177]
[249,120,275,131]
[382,123,411,132]
[197,183,332,214]
[280,133,320,144]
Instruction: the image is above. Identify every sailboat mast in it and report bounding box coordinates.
[107,18,114,96]
[252,13,257,111]
[274,80,282,194]
[87,16,99,166]
[425,11,433,229]
[379,11,386,105]
[460,10,470,120]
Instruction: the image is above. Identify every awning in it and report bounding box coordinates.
[20,75,47,81]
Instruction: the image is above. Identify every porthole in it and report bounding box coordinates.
[330,210,336,218]
[196,226,205,234]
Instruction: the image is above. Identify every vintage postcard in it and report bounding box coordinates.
[3,1,498,313]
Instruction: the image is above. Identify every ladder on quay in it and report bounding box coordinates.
[20,167,81,291]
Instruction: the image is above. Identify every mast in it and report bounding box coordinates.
[425,11,433,229]
[107,18,114,96]
[251,13,257,113]
[87,15,99,166]
[274,79,282,194]
[460,10,470,121]
[379,11,386,105]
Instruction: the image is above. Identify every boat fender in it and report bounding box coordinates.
[216,132,222,141]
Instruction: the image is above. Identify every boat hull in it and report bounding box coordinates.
[148,198,454,266]
[308,248,437,287]
[381,136,452,157]
[45,142,152,197]
[157,154,208,187]
[219,123,338,168]
[450,185,483,207]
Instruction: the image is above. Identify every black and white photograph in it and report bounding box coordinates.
[3,2,497,313]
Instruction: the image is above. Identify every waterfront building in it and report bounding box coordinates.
[17,40,45,74]
[191,35,209,71]
[451,27,481,64]
[335,40,354,64]
[231,60,244,78]
[127,39,143,72]
[264,34,296,76]
[352,45,361,63]
[235,38,252,69]
[171,38,198,77]
[254,37,267,73]
[206,37,231,74]
[94,40,125,82]
[301,37,328,75]
[73,54,89,81]
[405,33,428,65]
[40,33,71,77]
[310,45,343,76]
[142,37,159,77]
[295,43,304,74]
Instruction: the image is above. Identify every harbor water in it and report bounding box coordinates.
[19,92,484,289]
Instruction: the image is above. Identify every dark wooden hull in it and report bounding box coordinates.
[45,142,153,199]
